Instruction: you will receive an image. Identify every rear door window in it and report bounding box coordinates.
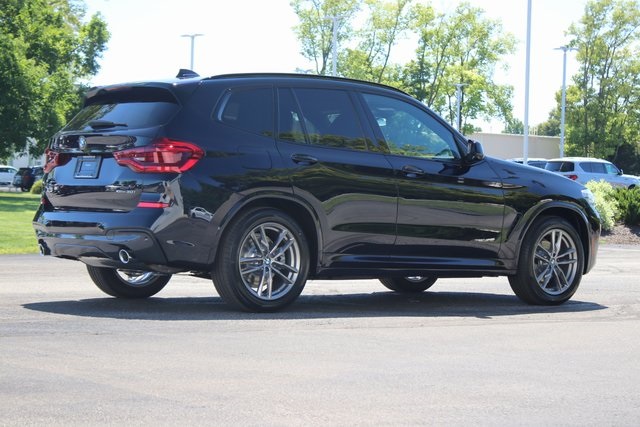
[282,88,368,151]
[581,162,606,174]
[277,89,306,144]
[217,87,274,137]
[579,162,594,173]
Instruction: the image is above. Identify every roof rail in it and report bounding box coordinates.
[203,72,408,95]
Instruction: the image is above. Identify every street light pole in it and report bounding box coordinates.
[181,33,204,70]
[454,83,467,132]
[556,45,577,158]
[325,15,344,76]
[523,0,532,164]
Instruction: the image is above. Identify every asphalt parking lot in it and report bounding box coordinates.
[1,245,639,425]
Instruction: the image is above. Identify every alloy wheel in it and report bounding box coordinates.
[238,222,301,301]
[532,228,579,296]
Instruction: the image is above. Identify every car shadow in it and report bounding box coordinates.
[22,291,607,321]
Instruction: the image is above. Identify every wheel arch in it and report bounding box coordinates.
[516,203,594,275]
[210,195,322,276]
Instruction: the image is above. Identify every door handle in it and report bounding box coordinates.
[291,154,318,166]
[401,165,425,178]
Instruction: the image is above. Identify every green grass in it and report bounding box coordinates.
[0,192,41,254]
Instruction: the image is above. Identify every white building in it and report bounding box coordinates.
[470,132,560,160]
[8,138,45,168]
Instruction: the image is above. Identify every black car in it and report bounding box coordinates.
[509,158,548,169]
[13,166,44,191]
[33,72,601,312]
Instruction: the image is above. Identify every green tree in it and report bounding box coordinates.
[339,0,412,84]
[290,0,516,131]
[290,0,360,75]
[402,2,516,131]
[566,0,640,158]
[400,4,444,107]
[503,118,524,135]
[0,0,109,159]
[536,113,561,137]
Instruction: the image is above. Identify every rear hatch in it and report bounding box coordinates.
[43,83,201,212]
[545,161,578,181]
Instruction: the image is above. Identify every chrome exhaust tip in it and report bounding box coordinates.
[118,249,133,264]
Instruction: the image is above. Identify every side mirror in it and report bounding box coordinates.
[465,140,485,162]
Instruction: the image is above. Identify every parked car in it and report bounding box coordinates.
[0,165,18,186]
[33,71,601,312]
[12,166,44,191]
[545,157,640,189]
[508,158,547,169]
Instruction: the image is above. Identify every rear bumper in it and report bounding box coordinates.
[33,198,219,273]
[32,203,187,273]
[34,225,184,274]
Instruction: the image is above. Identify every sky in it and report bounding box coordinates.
[83,0,588,130]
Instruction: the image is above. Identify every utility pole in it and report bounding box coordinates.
[523,0,532,164]
[556,45,577,158]
[454,83,467,132]
[181,33,204,70]
[325,15,344,76]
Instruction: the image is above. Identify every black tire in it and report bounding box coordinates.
[509,216,584,305]
[212,208,310,312]
[379,276,437,293]
[86,266,171,298]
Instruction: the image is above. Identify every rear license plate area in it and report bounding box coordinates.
[74,156,102,178]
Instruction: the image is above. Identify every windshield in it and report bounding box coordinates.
[63,86,180,131]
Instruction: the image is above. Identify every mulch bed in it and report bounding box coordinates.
[601,224,640,245]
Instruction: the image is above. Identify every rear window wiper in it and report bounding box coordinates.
[88,120,128,129]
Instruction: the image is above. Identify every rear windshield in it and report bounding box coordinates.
[63,86,180,131]
[545,161,574,172]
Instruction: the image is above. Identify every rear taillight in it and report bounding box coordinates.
[40,195,53,209]
[114,139,204,173]
[137,201,171,209]
[43,149,71,173]
[567,174,579,180]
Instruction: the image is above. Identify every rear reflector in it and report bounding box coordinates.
[114,138,204,173]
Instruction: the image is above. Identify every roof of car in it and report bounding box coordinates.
[86,71,409,99]
[547,157,611,163]
[204,72,409,94]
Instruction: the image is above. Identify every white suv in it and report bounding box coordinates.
[0,165,18,186]
[545,157,640,189]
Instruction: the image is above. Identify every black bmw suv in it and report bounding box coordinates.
[33,71,600,312]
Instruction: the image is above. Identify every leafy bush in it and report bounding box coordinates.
[585,180,619,231]
[613,187,640,226]
[30,179,43,194]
